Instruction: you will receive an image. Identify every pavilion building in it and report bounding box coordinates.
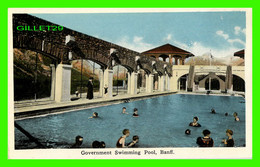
[234,49,244,59]
[142,43,194,65]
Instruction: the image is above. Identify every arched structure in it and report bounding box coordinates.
[13,14,172,102]
[233,74,245,92]
[171,65,245,93]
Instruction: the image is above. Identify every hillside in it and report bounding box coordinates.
[185,53,245,66]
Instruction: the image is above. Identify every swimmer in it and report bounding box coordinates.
[233,112,240,121]
[116,129,130,148]
[100,141,106,148]
[122,107,128,114]
[92,140,106,148]
[70,135,83,148]
[189,116,201,127]
[196,129,214,147]
[127,135,139,147]
[133,108,139,117]
[92,140,101,148]
[211,108,216,114]
[185,129,191,135]
[225,112,229,116]
[222,129,234,147]
[89,112,98,119]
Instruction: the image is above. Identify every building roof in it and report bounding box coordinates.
[234,49,244,59]
[142,43,194,57]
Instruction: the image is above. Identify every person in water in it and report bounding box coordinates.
[92,140,101,148]
[89,112,98,119]
[92,140,106,148]
[185,129,191,135]
[116,129,130,148]
[133,108,139,117]
[196,129,214,147]
[100,141,106,148]
[189,116,201,127]
[222,129,234,147]
[122,107,128,114]
[225,112,229,116]
[211,108,216,114]
[127,135,139,147]
[233,112,240,121]
[71,135,83,148]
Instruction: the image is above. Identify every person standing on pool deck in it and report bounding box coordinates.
[196,129,214,147]
[222,129,234,147]
[233,112,240,121]
[116,129,130,148]
[133,108,139,117]
[104,84,108,97]
[86,77,94,100]
[189,116,201,127]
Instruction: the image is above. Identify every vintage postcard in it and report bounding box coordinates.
[8,8,252,159]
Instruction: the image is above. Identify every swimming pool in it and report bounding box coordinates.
[15,94,245,148]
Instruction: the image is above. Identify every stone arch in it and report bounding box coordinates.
[112,64,130,96]
[70,59,102,97]
[177,74,188,91]
[205,78,220,90]
[159,54,169,62]
[176,72,189,83]
[198,73,225,91]
[232,74,245,92]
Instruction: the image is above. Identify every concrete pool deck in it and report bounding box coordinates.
[14,91,177,119]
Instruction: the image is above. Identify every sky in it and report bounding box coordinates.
[32,12,246,58]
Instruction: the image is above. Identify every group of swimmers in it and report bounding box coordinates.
[70,130,139,148]
[71,107,240,148]
[122,107,139,117]
[211,108,240,121]
[116,129,139,148]
[71,107,140,148]
[70,135,106,148]
[88,107,139,119]
[185,108,240,147]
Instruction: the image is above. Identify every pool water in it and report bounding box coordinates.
[15,94,246,149]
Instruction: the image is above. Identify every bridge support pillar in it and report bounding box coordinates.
[55,64,72,102]
[145,74,149,92]
[165,75,169,91]
[146,74,154,93]
[157,75,161,91]
[160,75,165,91]
[99,70,104,97]
[50,64,56,100]
[225,66,233,93]
[130,72,138,95]
[127,72,131,94]
[170,73,178,92]
[104,69,113,98]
